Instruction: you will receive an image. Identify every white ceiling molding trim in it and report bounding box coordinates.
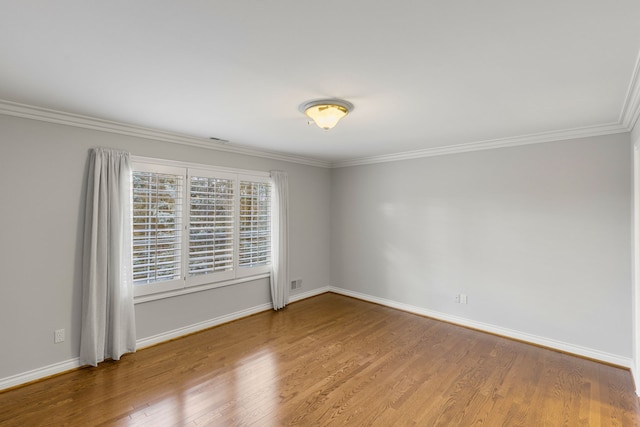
[0,99,631,170]
[332,122,628,168]
[620,49,640,131]
[0,100,331,169]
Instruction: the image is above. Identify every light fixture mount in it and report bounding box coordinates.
[299,98,354,130]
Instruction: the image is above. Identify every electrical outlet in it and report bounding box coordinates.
[290,279,302,290]
[460,294,468,304]
[54,329,65,344]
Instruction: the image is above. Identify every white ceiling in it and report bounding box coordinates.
[1,1,640,164]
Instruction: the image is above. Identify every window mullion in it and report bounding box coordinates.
[153,174,159,282]
[182,169,190,283]
[233,176,240,276]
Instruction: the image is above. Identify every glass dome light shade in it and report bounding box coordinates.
[301,100,353,130]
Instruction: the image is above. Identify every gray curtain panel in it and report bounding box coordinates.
[80,148,136,366]
[270,170,290,310]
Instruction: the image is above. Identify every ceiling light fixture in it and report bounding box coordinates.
[300,99,353,130]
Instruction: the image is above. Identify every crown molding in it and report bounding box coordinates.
[0,100,332,169]
[0,99,632,170]
[331,122,628,168]
[620,48,640,131]
[335,48,640,168]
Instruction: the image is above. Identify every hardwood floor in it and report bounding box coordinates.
[1,293,639,426]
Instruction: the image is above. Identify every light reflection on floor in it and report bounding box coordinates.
[123,348,279,425]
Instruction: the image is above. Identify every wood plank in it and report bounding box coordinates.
[0,293,638,426]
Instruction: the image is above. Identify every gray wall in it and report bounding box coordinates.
[0,114,331,379]
[0,112,634,382]
[331,134,632,357]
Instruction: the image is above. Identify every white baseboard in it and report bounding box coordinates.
[328,286,633,369]
[2,285,631,392]
[0,358,82,391]
[137,286,330,349]
[631,362,640,397]
[289,286,331,303]
[136,302,274,350]
[0,287,333,391]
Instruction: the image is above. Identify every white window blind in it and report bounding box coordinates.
[239,179,271,273]
[132,170,183,287]
[188,172,235,284]
[131,159,271,297]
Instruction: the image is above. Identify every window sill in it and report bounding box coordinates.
[134,273,271,304]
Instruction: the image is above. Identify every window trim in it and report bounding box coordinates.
[130,156,271,302]
[133,273,272,304]
[131,156,270,180]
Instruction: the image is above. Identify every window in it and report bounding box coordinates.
[187,169,237,286]
[131,159,271,298]
[132,164,184,295]
[238,180,271,274]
